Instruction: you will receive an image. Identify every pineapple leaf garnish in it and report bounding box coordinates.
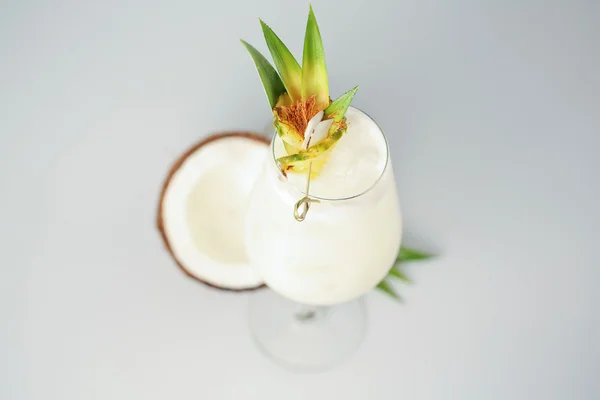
[276,86,358,172]
[376,280,402,301]
[387,266,412,283]
[376,246,434,301]
[242,6,358,176]
[302,5,329,109]
[324,86,359,123]
[260,20,303,102]
[398,247,434,262]
[240,40,286,109]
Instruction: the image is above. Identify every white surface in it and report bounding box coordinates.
[1,1,599,399]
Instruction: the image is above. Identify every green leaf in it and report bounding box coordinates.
[260,20,303,102]
[397,246,434,262]
[240,40,286,109]
[324,86,359,123]
[376,280,402,301]
[302,5,328,107]
[388,266,412,283]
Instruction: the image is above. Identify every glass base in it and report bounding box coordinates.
[248,289,367,372]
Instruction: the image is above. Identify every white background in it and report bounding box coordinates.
[1,1,599,399]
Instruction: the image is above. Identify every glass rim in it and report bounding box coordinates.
[269,106,390,202]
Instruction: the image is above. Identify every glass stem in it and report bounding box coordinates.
[294,304,327,322]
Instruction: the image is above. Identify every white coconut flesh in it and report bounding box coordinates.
[300,111,333,149]
[160,134,268,290]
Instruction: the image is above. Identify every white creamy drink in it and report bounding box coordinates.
[244,107,402,305]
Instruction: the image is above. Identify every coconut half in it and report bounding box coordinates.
[157,132,269,291]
